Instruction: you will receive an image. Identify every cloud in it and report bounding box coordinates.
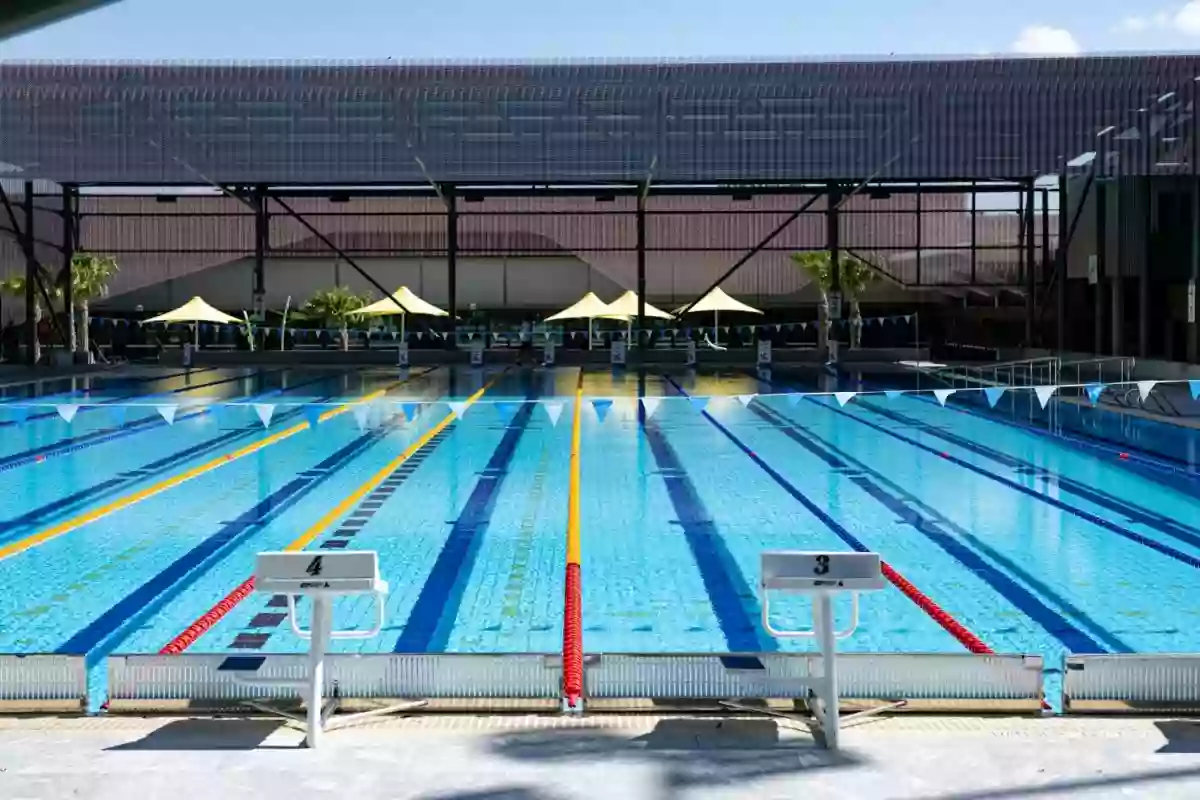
[1011,25,1082,55]
[1177,1,1200,34]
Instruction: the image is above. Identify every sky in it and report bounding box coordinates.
[1,0,1200,61]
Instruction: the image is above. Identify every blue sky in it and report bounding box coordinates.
[1,0,1199,60]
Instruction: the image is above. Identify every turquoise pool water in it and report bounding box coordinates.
[2,365,1199,694]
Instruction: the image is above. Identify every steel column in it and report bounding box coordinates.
[446,184,458,340]
[915,183,923,285]
[970,182,977,284]
[1191,177,1199,363]
[22,183,35,366]
[1139,176,1151,358]
[636,189,646,349]
[1095,181,1107,355]
[1057,175,1068,352]
[62,185,76,355]
[253,184,267,311]
[828,184,842,297]
[1024,180,1036,346]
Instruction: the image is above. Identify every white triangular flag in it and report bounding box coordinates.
[156,405,178,425]
[253,403,275,428]
[736,394,755,407]
[834,392,857,407]
[352,404,370,431]
[542,400,564,427]
[933,389,955,406]
[448,401,469,419]
[1034,385,1057,409]
[1136,380,1158,402]
[641,397,662,418]
[56,404,79,423]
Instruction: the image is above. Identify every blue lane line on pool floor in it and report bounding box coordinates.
[228,423,456,650]
[0,369,330,474]
[649,376,775,654]
[791,389,1200,572]
[56,398,440,666]
[744,396,1123,655]
[664,374,1113,654]
[855,399,1200,553]
[0,370,399,544]
[393,393,541,653]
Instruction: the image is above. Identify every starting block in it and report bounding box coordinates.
[227,551,421,748]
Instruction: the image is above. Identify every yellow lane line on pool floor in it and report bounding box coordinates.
[0,372,437,563]
[280,372,506,553]
[566,368,584,566]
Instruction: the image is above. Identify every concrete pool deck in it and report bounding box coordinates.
[1,713,1198,799]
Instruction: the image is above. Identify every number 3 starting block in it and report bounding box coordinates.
[227,551,422,748]
[752,550,886,750]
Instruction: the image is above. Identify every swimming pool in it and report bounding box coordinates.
[2,364,1198,705]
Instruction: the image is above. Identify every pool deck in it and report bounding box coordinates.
[1,714,1198,799]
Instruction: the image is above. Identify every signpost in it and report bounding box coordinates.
[611,339,627,367]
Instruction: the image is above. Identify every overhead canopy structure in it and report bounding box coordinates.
[545,292,614,350]
[355,286,448,341]
[144,295,241,345]
[674,286,762,346]
[0,0,114,40]
[1,56,1195,185]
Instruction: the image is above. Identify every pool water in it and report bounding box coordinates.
[2,365,1199,701]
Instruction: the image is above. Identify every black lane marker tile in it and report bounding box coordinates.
[231,415,458,651]
[231,633,270,649]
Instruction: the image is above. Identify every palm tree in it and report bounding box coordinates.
[0,271,61,364]
[790,251,878,350]
[66,253,119,358]
[302,286,370,351]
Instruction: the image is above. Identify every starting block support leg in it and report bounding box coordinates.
[305,596,333,749]
[814,593,839,750]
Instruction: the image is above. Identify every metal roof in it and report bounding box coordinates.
[1,56,1196,186]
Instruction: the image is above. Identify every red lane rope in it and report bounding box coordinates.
[881,563,993,654]
[160,577,255,655]
[561,562,584,707]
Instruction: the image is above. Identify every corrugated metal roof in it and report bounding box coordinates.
[0,56,1195,185]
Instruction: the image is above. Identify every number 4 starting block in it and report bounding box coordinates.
[736,551,887,750]
[227,551,423,748]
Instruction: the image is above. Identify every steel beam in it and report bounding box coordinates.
[269,197,396,308]
[675,193,822,317]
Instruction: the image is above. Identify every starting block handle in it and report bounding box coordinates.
[760,591,860,639]
[287,592,387,640]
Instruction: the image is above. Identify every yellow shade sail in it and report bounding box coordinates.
[544,292,612,322]
[675,286,762,316]
[603,290,674,319]
[143,296,241,325]
[355,286,448,318]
